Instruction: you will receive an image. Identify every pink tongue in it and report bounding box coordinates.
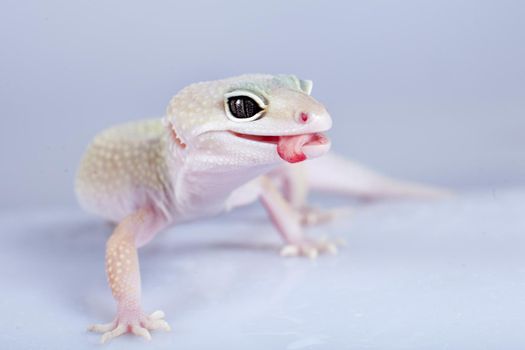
[277,134,313,163]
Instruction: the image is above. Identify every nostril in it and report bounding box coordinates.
[298,112,309,124]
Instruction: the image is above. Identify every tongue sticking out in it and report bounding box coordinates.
[277,133,330,163]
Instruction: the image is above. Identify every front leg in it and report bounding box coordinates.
[88,208,170,343]
[268,165,351,227]
[259,177,340,259]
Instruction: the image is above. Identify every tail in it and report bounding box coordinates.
[304,153,452,200]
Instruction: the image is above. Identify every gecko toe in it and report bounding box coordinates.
[280,244,299,257]
[132,324,152,340]
[325,243,338,255]
[280,237,342,259]
[100,324,127,344]
[88,321,116,333]
[144,319,171,332]
[90,308,170,343]
[149,310,165,320]
[306,248,319,259]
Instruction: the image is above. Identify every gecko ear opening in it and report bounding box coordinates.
[299,79,313,95]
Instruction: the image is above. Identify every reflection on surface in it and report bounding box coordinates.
[0,190,524,349]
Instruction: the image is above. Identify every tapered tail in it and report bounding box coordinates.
[304,153,452,200]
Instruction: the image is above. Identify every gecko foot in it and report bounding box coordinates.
[88,309,170,343]
[280,237,345,259]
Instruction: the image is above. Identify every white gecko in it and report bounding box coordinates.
[76,74,447,343]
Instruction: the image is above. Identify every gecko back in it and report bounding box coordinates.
[75,119,172,222]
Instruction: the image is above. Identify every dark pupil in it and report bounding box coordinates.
[228,96,262,119]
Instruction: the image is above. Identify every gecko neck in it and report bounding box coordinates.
[168,145,278,219]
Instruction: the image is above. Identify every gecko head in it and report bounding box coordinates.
[165,74,332,166]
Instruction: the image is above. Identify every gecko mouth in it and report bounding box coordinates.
[230,131,331,163]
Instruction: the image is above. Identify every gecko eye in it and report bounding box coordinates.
[224,90,266,122]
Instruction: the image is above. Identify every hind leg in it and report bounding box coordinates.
[259,177,342,259]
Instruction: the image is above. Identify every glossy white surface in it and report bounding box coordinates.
[0,189,524,349]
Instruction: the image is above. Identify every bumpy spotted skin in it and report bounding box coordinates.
[76,74,448,343]
[76,119,173,224]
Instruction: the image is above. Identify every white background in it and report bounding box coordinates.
[1,0,524,209]
[1,1,524,349]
